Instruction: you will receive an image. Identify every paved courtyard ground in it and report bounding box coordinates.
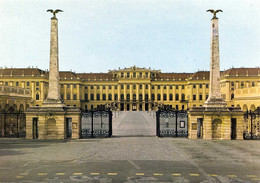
[0,111,260,183]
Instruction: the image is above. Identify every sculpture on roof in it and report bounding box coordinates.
[47,9,63,18]
[207,9,223,19]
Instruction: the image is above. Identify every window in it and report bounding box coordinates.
[146,84,148,89]
[199,84,202,88]
[193,95,196,100]
[206,94,209,100]
[241,82,244,87]
[133,72,136,78]
[139,72,142,78]
[5,82,8,86]
[157,94,161,101]
[158,85,160,89]
[199,95,202,100]
[26,82,30,86]
[97,94,100,101]
[175,94,179,101]
[133,84,136,89]
[114,94,118,100]
[152,85,154,89]
[121,84,124,89]
[103,85,105,89]
[36,82,39,87]
[103,94,106,100]
[176,85,179,89]
[169,94,173,101]
[91,94,94,100]
[115,85,118,89]
[127,72,130,77]
[109,85,112,89]
[163,94,167,101]
[176,105,179,110]
[231,82,234,87]
[67,94,71,100]
[108,94,112,100]
[36,93,39,100]
[126,94,130,101]
[182,105,185,110]
[231,93,234,100]
[16,82,19,86]
[252,82,255,87]
[193,84,196,88]
[61,94,64,100]
[170,85,172,89]
[145,94,149,101]
[73,94,77,100]
[145,72,148,78]
[61,84,64,88]
[127,84,130,89]
[206,84,209,88]
[67,84,70,88]
[85,85,88,89]
[73,84,76,88]
[164,85,166,89]
[120,94,124,100]
[181,94,185,101]
[182,85,184,89]
[133,94,136,101]
[91,85,94,89]
[140,84,142,89]
[121,72,124,77]
[97,86,100,89]
[139,94,143,101]
[151,94,155,101]
[85,94,88,101]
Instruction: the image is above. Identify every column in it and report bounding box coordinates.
[64,84,67,101]
[112,85,115,101]
[31,82,35,101]
[202,83,206,101]
[40,81,44,101]
[166,85,169,102]
[100,86,103,101]
[94,86,97,100]
[70,85,73,101]
[76,84,80,100]
[45,16,61,103]
[155,85,158,101]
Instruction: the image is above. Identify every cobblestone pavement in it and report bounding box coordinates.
[0,112,260,183]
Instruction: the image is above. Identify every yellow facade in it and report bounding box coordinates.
[0,67,259,111]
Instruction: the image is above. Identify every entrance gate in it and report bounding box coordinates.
[81,109,112,138]
[0,109,26,138]
[156,109,188,137]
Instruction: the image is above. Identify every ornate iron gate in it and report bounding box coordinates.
[0,111,26,138]
[156,109,188,137]
[81,109,112,138]
[243,107,260,140]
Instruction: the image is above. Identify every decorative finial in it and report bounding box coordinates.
[207,9,223,19]
[47,9,63,18]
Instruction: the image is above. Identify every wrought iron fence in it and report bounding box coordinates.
[0,111,26,138]
[81,109,112,138]
[243,107,260,140]
[156,109,188,137]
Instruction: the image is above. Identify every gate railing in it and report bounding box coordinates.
[243,107,260,140]
[156,109,188,137]
[81,109,112,138]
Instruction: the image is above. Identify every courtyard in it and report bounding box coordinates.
[0,112,259,183]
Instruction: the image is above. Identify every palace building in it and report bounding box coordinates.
[0,66,259,112]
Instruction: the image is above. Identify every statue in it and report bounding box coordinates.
[207,9,223,19]
[47,9,63,18]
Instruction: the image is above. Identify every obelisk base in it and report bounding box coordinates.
[188,107,244,140]
[25,106,81,140]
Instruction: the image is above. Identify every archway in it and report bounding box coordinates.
[212,119,222,139]
[250,104,256,112]
[242,104,248,111]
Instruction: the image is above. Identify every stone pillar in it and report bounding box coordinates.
[44,17,63,106]
[204,17,226,107]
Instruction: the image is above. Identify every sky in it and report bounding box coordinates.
[0,0,259,73]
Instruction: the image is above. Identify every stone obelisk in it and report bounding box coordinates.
[43,10,64,107]
[204,11,227,108]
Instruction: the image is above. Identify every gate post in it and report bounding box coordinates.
[175,110,178,137]
[109,108,112,137]
[91,110,94,137]
[156,110,160,137]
